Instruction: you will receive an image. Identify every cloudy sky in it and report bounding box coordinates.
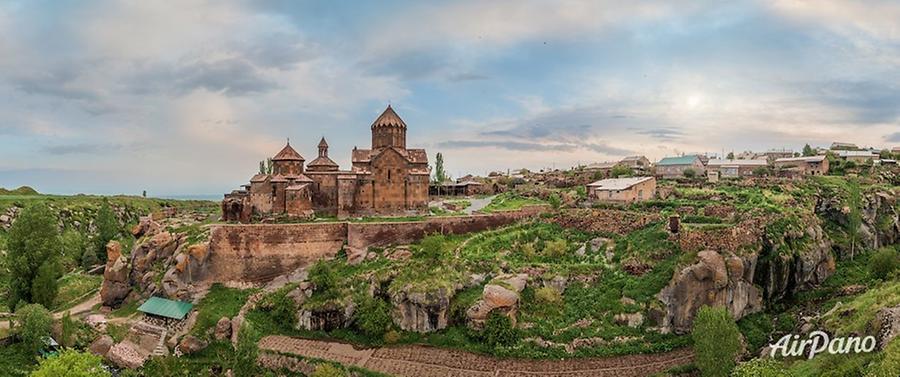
[1,0,899,196]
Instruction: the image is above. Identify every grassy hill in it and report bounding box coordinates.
[0,186,39,196]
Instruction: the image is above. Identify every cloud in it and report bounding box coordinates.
[886,133,900,143]
[41,142,147,155]
[436,139,633,155]
[447,73,490,82]
[633,127,686,139]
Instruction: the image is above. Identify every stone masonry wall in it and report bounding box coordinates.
[206,205,548,283]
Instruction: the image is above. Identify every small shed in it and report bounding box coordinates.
[137,297,193,323]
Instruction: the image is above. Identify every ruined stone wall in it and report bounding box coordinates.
[347,205,548,251]
[204,206,548,283]
[206,222,348,283]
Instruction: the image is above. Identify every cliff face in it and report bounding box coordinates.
[658,188,897,334]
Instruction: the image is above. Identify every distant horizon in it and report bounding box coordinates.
[2,1,899,194]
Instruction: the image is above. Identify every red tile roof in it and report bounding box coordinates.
[370,105,407,129]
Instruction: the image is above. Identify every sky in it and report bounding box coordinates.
[1,0,899,196]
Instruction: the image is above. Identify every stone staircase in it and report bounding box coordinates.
[131,321,169,357]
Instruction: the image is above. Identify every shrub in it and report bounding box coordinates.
[311,363,347,377]
[81,247,99,270]
[693,306,742,377]
[683,168,697,178]
[354,297,392,339]
[309,260,338,297]
[31,349,110,377]
[14,303,52,354]
[533,287,562,306]
[548,193,562,210]
[543,239,567,258]
[519,242,537,258]
[258,288,297,327]
[482,311,518,347]
[383,329,401,344]
[870,247,899,280]
[418,234,449,262]
[31,261,60,309]
[731,359,792,377]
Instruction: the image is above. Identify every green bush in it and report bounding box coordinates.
[309,260,338,298]
[543,239,567,258]
[418,234,449,262]
[731,359,792,377]
[383,329,401,344]
[81,248,99,270]
[31,261,60,309]
[258,288,297,328]
[354,297,392,339]
[6,202,60,310]
[311,363,347,377]
[693,306,742,377]
[683,168,697,178]
[93,200,119,264]
[534,286,563,306]
[31,349,110,377]
[870,247,899,280]
[13,303,52,354]
[481,311,518,347]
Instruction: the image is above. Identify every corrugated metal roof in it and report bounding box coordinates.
[137,297,193,320]
[707,159,768,166]
[657,155,700,166]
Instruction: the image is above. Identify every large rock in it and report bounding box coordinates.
[215,317,233,340]
[872,304,900,350]
[178,335,208,355]
[100,241,132,307]
[391,286,455,333]
[298,301,354,331]
[466,273,528,329]
[657,250,762,334]
[106,341,147,369]
[89,335,114,357]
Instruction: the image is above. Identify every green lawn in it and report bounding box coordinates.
[478,192,545,213]
[191,284,256,339]
[53,272,102,311]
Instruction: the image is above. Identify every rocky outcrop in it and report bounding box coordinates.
[161,243,211,300]
[215,317,233,340]
[391,286,456,333]
[755,220,835,302]
[106,341,147,369]
[178,335,208,355]
[89,335,114,357]
[871,304,900,350]
[100,241,131,307]
[297,301,355,331]
[658,250,763,334]
[466,273,527,329]
[816,189,899,253]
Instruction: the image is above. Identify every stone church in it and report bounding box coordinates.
[222,105,430,221]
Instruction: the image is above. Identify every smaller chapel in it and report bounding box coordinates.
[222,105,431,221]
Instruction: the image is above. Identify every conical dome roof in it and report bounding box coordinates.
[272,141,304,161]
[370,105,407,129]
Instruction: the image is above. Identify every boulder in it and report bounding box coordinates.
[215,317,233,340]
[872,304,900,350]
[298,301,355,332]
[84,314,108,332]
[106,341,147,369]
[613,312,644,328]
[466,274,528,329]
[89,335,114,357]
[542,275,568,294]
[390,287,454,333]
[178,335,208,355]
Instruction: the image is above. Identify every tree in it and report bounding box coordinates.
[31,349,111,377]
[752,167,769,177]
[6,202,60,310]
[433,153,448,184]
[683,168,697,178]
[13,303,52,354]
[93,200,118,264]
[870,247,899,280]
[693,306,742,377]
[31,261,59,309]
[802,144,815,157]
[726,152,735,160]
[610,165,633,178]
[81,247,99,270]
[60,230,86,271]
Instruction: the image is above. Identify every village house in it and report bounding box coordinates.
[763,149,794,162]
[706,158,769,179]
[655,155,706,179]
[618,156,651,172]
[830,142,859,150]
[583,161,618,178]
[586,176,656,203]
[222,105,430,221]
[836,150,879,164]
[893,146,900,154]
[774,155,830,176]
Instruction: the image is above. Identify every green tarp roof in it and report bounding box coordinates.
[137,297,193,320]
[657,155,700,166]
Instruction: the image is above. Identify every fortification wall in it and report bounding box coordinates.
[205,206,548,283]
[207,222,348,282]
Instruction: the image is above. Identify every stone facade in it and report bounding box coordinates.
[222,105,430,221]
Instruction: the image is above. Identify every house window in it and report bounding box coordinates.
[388,170,391,181]
[608,191,612,198]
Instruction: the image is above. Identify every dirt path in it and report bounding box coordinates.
[0,293,101,330]
[258,336,693,377]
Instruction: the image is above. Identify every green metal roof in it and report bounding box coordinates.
[657,155,700,166]
[137,297,193,320]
